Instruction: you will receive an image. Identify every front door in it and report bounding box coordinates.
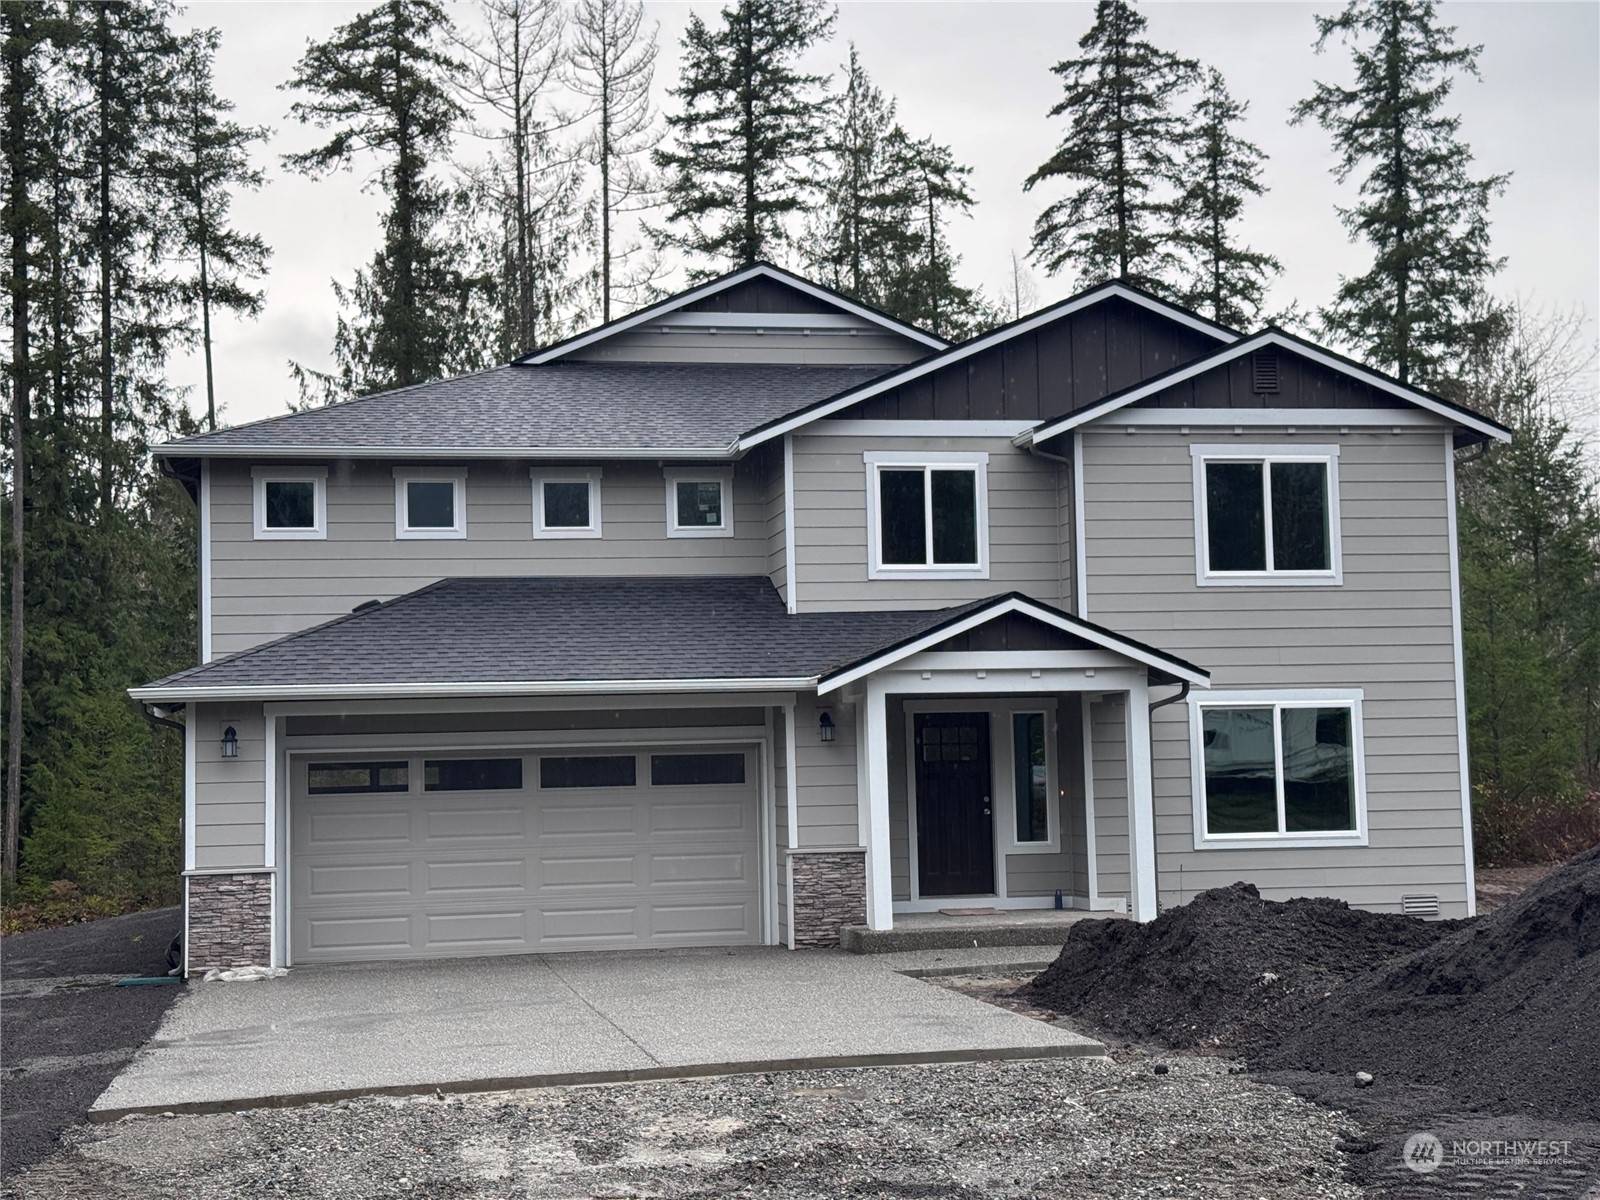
[914,712,994,896]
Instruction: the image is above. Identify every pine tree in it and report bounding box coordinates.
[164,27,270,430]
[880,131,989,339]
[283,0,467,396]
[569,0,660,322]
[654,0,835,271]
[1024,0,1197,292]
[1293,0,1508,385]
[1172,68,1279,327]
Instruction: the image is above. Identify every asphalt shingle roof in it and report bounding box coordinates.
[158,363,895,455]
[140,577,985,693]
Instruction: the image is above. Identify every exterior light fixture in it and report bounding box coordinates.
[818,712,835,743]
[220,726,239,759]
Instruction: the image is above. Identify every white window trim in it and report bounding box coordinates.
[1190,443,1342,586]
[393,467,467,540]
[531,469,602,539]
[664,467,734,538]
[251,466,327,541]
[1188,687,1369,850]
[863,449,990,580]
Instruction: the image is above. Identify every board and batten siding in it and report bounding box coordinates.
[192,703,267,870]
[789,434,1067,613]
[1080,426,1470,917]
[208,458,771,656]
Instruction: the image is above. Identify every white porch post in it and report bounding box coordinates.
[1126,675,1158,922]
[862,677,894,930]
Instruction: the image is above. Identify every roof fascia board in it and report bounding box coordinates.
[523,264,946,364]
[817,596,1209,695]
[738,284,1238,451]
[129,675,819,703]
[152,443,742,461]
[1024,331,1511,444]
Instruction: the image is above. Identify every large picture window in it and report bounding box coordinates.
[1191,446,1341,585]
[1191,691,1367,847]
[865,451,989,578]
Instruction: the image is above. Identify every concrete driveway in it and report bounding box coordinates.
[89,945,1099,1117]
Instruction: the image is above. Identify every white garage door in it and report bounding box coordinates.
[289,745,762,963]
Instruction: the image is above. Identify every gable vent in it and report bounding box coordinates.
[1251,348,1280,395]
[1400,894,1440,917]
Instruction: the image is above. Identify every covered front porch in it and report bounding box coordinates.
[818,598,1210,933]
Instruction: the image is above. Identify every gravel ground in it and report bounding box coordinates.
[0,908,183,1175]
[6,1056,1362,1200]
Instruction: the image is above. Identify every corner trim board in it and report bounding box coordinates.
[1444,435,1477,917]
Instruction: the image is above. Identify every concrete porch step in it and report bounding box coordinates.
[839,909,1104,954]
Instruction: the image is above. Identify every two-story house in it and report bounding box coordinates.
[132,263,1509,974]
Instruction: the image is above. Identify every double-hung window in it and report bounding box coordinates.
[1190,690,1367,848]
[394,468,467,540]
[664,468,733,537]
[252,467,327,540]
[1192,445,1341,585]
[532,470,601,539]
[865,451,989,578]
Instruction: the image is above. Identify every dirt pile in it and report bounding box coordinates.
[1262,843,1600,1120]
[1023,881,1448,1050]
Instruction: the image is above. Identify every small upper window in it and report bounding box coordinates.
[252,467,327,540]
[865,451,989,578]
[424,758,523,791]
[1192,445,1341,585]
[539,755,638,789]
[307,761,409,795]
[394,469,466,539]
[1192,692,1367,847]
[533,471,601,539]
[664,469,733,538]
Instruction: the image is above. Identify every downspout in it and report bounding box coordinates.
[1149,681,1189,714]
[141,701,186,736]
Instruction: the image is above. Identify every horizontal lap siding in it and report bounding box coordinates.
[766,449,787,601]
[793,694,860,848]
[791,434,1065,612]
[1091,697,1129,905]
[210,459,770,656]
[193,704,266,869]
[1081,428,1470,917]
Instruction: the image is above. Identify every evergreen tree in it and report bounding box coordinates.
[1293,0,1508,385]
[163,27,271,430]
[654,0,835,271]
[1173,68,1279,327]
[880,130,988,339]
[1024,0,1197,292]
[569,0,661,322]
[283,0,468,396]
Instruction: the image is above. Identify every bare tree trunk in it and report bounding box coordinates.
[96,4,114,513]
[4,13,31,883]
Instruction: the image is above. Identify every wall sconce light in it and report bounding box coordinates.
[220,726,239,759]
[818,712,835,743]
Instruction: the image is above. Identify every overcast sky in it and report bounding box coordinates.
[169,1,1600,433]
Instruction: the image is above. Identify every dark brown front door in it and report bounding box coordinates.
[914,712,994,896]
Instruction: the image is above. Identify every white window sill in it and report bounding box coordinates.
[396,529,467,541]
[1194,832,1368,851]
[1196,572,1343,588]
[869,565,989,581]
[254,527,325,541]
[533,527,601,540]
[1004,838,1062,856]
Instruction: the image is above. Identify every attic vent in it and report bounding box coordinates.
[1400,894,1440,917]
[1251,348,1280,395]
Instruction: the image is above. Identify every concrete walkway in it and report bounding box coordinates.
[89,945,1097,1118]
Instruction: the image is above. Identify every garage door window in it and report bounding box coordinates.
[540,755,637,789]
[650,753,746,786]
[307,761,409,794]
[424,758,523,791]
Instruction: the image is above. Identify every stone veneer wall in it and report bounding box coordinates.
[187,872,272,973]
[790,849,867,948]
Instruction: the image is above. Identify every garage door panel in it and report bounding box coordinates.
[537,802,637,837]
[425,858,527,893]
[424,804,526,840]
[648,850,751,885]
[293,743,762,963]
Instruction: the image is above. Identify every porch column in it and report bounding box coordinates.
[862,677,894,930]
[1125,675,1158,922]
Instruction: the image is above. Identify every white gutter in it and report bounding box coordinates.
[129,675,821,703]
[153,442,743,461]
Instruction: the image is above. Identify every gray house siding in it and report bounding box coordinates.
[209,457,772,656]
[1004,695,1084,899]
[792,693,860,848]
[1080,425,1470,916]
[192,703,267,870]
[789,434,1066,613]
[1090,696,1130,907]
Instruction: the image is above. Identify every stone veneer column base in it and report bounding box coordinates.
[186,872,273,975]
[789,849,867,948]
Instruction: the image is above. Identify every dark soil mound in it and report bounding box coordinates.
[1023,881,1448,1050]
[1261,843,1600,1121]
